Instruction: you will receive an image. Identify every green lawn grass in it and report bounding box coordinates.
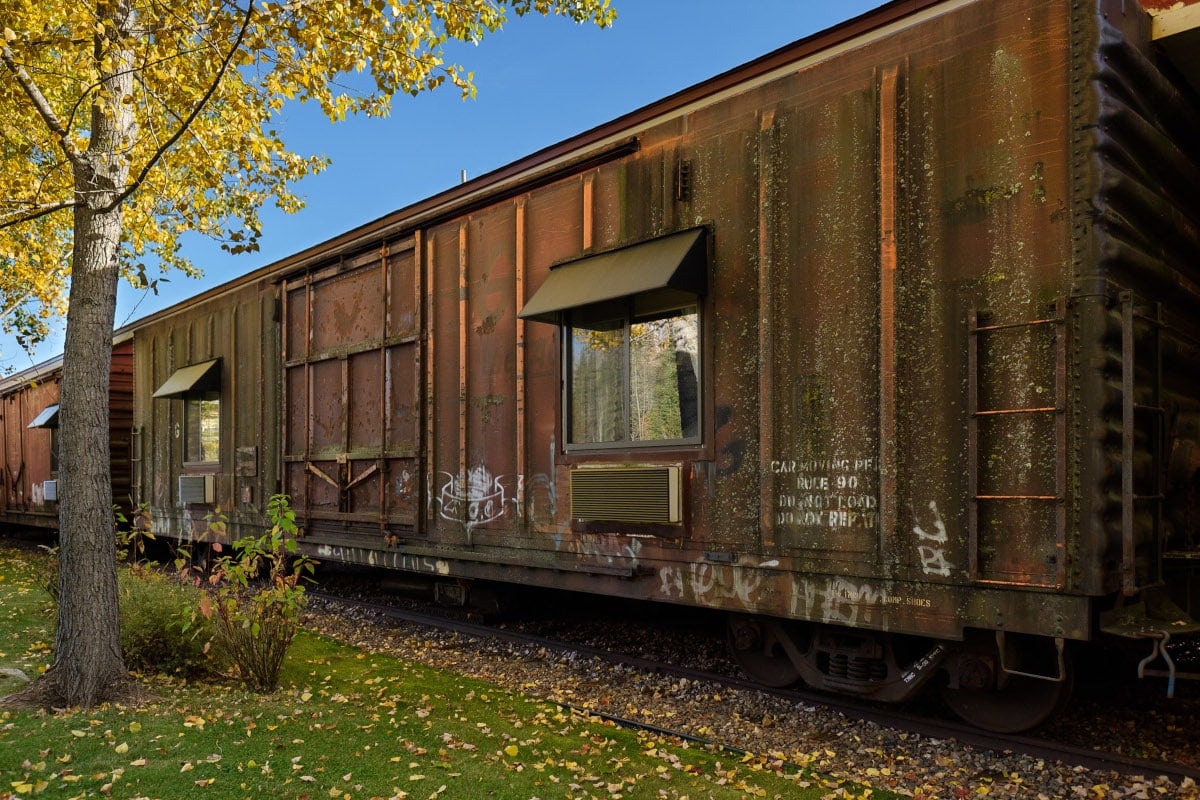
[0,546,890,799]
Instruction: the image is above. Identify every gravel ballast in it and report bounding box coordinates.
[302,594,1200,800]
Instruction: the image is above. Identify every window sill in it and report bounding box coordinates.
[182,462,221,473]
[560,444,708,465]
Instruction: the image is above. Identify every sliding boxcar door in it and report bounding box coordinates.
[281,239,423,544]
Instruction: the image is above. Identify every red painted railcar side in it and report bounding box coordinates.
[0,338,135,530]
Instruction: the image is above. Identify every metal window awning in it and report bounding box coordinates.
[519,227,708,324]
[152,358,221,399]
[28,404,59,429]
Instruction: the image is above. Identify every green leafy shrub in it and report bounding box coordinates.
[119,569,214,677]
[115,503,156,565]
[195,495,314,691]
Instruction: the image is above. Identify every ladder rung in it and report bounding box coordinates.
[970,317,1063,333]
[974,407,1059,417]
[975,494,1059,501]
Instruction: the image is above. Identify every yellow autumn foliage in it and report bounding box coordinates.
[0,0,615,348]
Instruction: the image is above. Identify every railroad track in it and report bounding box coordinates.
[307,590,1200,786]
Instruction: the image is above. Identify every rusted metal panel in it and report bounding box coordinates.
[463,207,519,539]
[280,240,420,540]
[884,0,1076,590]
[764,73,882,562]
[424,224,463,539]
[519,179,584,535]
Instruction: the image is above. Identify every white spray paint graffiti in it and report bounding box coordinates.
[913,500,951,577]
[792,576,892,627]
[395,469,414,502]
[557,533,644,569]
[519,473,559,529]
[657,562,764,608]
[436,466,508,531]
[428,440,561,532]
[429,461,556,533]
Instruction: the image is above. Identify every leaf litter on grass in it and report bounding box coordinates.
[0,544,891,799]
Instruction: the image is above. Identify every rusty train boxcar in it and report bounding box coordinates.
[123,0,1200,731]
[0,338,135,529]
[0,362,65,527]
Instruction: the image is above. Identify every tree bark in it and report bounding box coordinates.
[4,0,142,709]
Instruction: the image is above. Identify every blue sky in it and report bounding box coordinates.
[1,1,885,372]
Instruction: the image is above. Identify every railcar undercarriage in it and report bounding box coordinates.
[727,614,1074,732]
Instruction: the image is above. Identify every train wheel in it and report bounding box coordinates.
[726,614,803,688]
[942,641,1073,733]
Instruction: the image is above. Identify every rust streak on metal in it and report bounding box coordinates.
[458,222,469,536]
[515,198,528,524]
[304,271,315,522]
[230,303,238,499]
[878,63,899,558]
[757,109,776,551]
[264,292,272,500]
[967,309,980,581]
[583,172,595,251]
[341,356,350,511]
[420,230,433,536]
[380,242,391,532]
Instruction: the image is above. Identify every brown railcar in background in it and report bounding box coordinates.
[131,277,281,540]
[20,0,1196,731]
[0,337,134,528]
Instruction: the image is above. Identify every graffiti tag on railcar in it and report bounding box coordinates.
[657,561,763,607]
[793,576,890,626]
[437,466,508,530]
[913,500,951,577]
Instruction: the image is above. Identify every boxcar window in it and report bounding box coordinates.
[567,299,700,449]
[184,392,220,464]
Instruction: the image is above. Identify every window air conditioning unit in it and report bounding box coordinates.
[570,465,683,524]
[42,479,58,502]
[178,474,216,504]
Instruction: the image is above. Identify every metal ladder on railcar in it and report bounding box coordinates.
[1118,292,1166,596]
[966,299,1069,589]
[1099,292,1200,696]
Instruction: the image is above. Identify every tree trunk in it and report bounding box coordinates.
[4,0,143,710]
[47,188,131,707]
